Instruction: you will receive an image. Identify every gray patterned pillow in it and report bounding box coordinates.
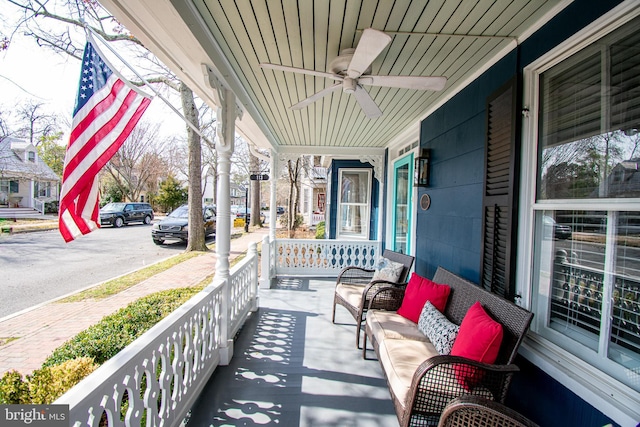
[372,257,404,282]
[418,301,460,355]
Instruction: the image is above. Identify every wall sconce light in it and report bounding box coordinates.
[415,148,431,187]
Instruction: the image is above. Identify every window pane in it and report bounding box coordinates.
[339,205,364,235]
[536,209,640,392]
[341,172,367,203]
[537,16,640,200]
[545,210,605,351]
[609,211,640,378]
[394,163,409,254]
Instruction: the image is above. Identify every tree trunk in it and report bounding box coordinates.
[181,83,207,252]
[250,153,261,227]
[286,158,301,237]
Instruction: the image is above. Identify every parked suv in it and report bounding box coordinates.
[151,205,216,245]
[100,202,154,228]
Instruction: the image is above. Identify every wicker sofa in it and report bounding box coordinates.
[363,267,533,427]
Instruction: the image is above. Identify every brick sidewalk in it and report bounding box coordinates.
[0,228,269,376]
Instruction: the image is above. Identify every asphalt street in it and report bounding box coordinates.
[0,222,206,319]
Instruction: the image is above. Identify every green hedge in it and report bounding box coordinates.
[0,358,98,404]
[44,288,200,366]
[315,221,326,239]
[0,287,201,404]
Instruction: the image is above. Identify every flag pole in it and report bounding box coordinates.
[85,27,215,147]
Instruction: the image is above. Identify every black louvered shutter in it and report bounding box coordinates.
[480,78,520,300]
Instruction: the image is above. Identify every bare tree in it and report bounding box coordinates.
[16,100,58,145]
[181,82,206,251]
[229,137,267,226]
[286,158,302,237]
[104,121,166,203]
[0,109,12,137]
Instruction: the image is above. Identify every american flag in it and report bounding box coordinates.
[59,42,151,242]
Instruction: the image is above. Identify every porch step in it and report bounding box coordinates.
[0,207,42,219]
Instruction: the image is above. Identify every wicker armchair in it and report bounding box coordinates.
[331,249,414,348]
[438,396,538,427]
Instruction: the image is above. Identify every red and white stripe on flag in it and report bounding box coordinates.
[59,42,151,242]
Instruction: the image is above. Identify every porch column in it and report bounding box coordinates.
[269,149,277,243]
[213,81,241,366]
[215,102,235,281]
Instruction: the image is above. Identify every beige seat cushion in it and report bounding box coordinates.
[377,338,439,407]
[367,310,431,342]
[336,283,366,309]
[371,311,495,415]
[380,339,494,413]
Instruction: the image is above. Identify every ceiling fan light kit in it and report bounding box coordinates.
[260,28,447,119]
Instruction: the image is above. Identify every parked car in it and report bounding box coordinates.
[100,202,154,228]
[151,205,216,245]
[543,215,572,240]
[276,206,285,215]
[235,207,266,224]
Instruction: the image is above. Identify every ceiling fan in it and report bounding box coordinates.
[260,28,447,118]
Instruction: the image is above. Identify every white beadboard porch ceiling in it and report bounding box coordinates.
[101,0,568,151]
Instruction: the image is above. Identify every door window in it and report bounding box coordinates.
[392,155,413,253]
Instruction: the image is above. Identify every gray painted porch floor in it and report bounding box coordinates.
[185,278,398,427]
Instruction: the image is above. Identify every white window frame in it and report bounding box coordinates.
[336,168,371,240]
[517,2,640,425]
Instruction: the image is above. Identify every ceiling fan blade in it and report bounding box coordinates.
[359,75,447,91]
[260,63,341,80]
[290,83,341,110]
[347,28,392,79]
[353,85,383,118]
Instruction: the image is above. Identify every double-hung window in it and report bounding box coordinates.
[34,182,51,198]
[1,179,19,194]
[523,9,640,422]
[337,169,371,239]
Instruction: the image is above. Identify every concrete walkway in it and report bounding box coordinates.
[0,227,270,376]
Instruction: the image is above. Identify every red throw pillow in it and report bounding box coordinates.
[397,272,451,322]
[450,301,504,388]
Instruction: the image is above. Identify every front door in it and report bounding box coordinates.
[391,155,413,254]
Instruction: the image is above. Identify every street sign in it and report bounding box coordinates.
[250,174,269,181]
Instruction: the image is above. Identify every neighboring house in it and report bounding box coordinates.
[603,158,640,198]
[0,136,59,210]
[202,174,245,207]
[300,156,327,226]
[229,183,245,206]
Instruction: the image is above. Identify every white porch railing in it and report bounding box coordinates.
[310,212,324,225]
[32,198,45,213]
[273,238,381,277]
[55,243,260,427]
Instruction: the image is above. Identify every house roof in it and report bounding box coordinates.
[0,136,60,181]
[99,0,570,154]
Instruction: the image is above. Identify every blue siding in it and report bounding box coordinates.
[415,0,626,425]
[507,356,618,427]
[416,51,517,282]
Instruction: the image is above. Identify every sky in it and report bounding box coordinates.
[0,9,186,143]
